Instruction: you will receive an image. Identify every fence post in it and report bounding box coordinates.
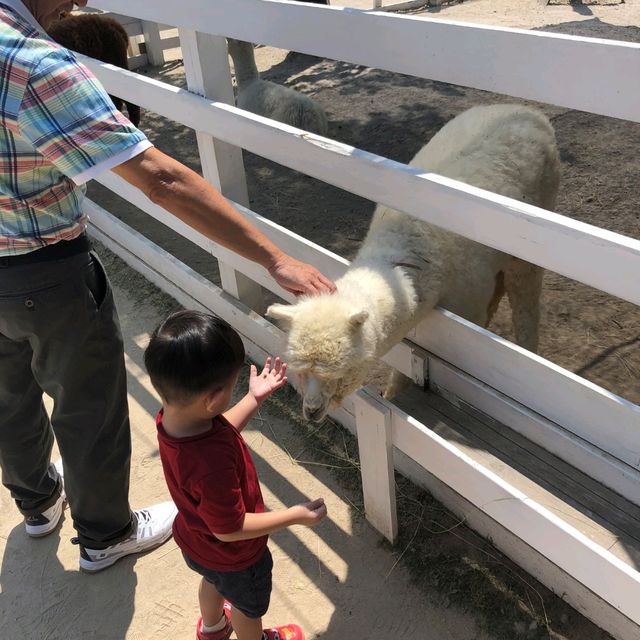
[141,21,165,66]
[178,29,264,311]
[354,387,398,543]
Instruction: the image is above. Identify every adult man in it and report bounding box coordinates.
[0,0,335,573]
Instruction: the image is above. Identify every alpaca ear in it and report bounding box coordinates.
[266,304,298,325]
[349,310,369,327]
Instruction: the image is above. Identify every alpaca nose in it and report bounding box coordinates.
[303,402,327,423]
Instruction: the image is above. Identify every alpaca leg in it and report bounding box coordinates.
[504,258,543,353]
[485,269,505,326]
[125,102,141,127]
[109,94,124,112]
[383,369,412,400]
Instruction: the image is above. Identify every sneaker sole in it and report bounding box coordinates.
[79,529,174,573]
[25,498,66,538]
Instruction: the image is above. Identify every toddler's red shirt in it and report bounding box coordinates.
[156,412,267,572]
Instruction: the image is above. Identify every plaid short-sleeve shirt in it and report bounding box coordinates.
[0,1,152,256]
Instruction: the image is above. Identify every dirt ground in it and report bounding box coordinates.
[4,1,633,639]
[0,251,500,640]
[0,243,614,640]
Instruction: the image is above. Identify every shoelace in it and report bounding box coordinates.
[262,632,281,640]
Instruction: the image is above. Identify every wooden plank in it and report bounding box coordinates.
[411,389,640,553]
[388,399,640,625]
[179,29,263,311]
[393,447,640,640]
[89,167,640,474]
[141,20,165,66]
[89,174,416,375]
[428,356,640,507]
[87,196,640,635]
[79,56,640,308]
[88,169,640,471]
[90,0,640,123]
[411,309,640,471]
[85,197,357,433]
[354,388,398,543]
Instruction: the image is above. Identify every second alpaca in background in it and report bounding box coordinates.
[48,13,141,127]
[227,38,328,137]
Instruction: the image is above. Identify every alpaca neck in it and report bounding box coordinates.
[227,39,259,89]
[338,263,423,359]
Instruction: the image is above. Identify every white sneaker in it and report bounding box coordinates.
[75,501,177,573]
[25,459,66,538]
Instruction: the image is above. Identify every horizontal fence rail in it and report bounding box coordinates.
[85,199,640,629]
[92,170,640,475]
[81,55,640,308]
[89,0,640,122]
[78,3,640,634]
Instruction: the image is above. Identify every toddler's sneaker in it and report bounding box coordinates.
[25,459,66,538]
[262,624,305,640]
[196,602,232,640]
[73,501,177,572]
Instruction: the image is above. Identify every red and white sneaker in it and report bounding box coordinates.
[196,602,232,640]
[262,624,305,640]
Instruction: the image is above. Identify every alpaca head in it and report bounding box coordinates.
[267,296,371,422]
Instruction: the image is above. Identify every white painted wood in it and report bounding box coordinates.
[141,20,165,66]
[178,29,263,310]
[90,0,640,123]
[92,171,417,375]
[410,309,640,471]
[389,400,640,626]
[393,449,640,640]
[178,30,247,204]
[85,198,640,630]
[427,357,640,507]
[91,166,640,471]
[91,167,640,475]
[79,57,640,308]
[77,3,640,627]
[92,161,342,283]
[410,347,428,386]
[85,197,356,430]
[354,388,398,543]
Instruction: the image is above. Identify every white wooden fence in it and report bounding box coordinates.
[75,7,180,68]
[81,1,640,637]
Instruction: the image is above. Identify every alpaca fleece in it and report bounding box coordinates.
[268,104,560,421]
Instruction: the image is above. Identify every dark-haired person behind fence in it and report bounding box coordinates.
[0,0,335,574]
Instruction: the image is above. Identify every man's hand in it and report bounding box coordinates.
[248,356,287,404]
[290,498,328,527]
[268,255,336,296]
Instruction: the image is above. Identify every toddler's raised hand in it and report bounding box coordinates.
[248,356,287,404]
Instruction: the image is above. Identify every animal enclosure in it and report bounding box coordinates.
[79,1,640,638]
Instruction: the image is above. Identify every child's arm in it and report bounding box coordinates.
[223,357,287,433]
[213,498,327,542]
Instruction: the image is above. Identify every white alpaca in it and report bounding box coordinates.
[267,104,560,422]
[227,39,328,136]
